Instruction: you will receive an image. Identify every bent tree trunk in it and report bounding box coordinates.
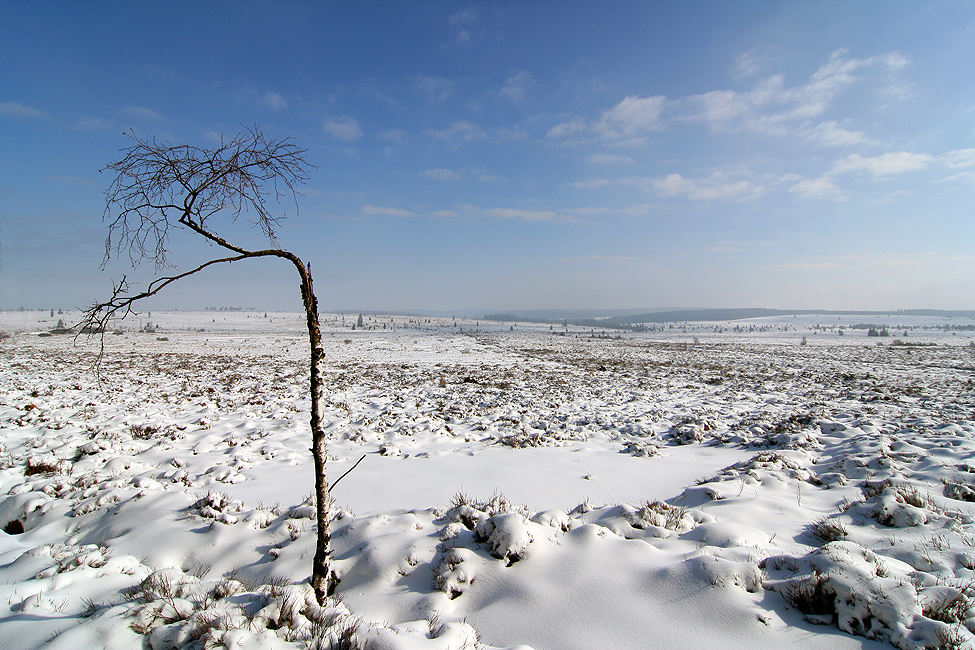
[84,250,337,601]
[86,128,337,602]
[293,256,336,601]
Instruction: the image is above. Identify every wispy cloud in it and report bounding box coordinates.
[119,105,167,122]
[448,9,476,24]
[364,203,581,223]
[324,116,363,141]
[830,151,934,176]
[593,95,665,145]
[681,49,909,142]
[547,95,665,146]
[767,251,975,272]
[550,49,902,151]
[425,120,486,142]
[547,117,587,139]
[942,148,975,169]
[421,168,460,180]
[377,129,408,145]
[362,204,415,218]
[484,208,563,222]
[652,172,765,202]
[557,254,630,264]
[259,91,287,111]
[588,153,634,165]
[500,70,535,104]
[0,101,49,119]
[575,172,765,202]
[802,121,873,148]
[789,176,845,200]
[74,116,113,131]
[707,240,775,254]
[733,49,768,79]
[416,76,454,103]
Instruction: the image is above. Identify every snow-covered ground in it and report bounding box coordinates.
[2,310,975,650]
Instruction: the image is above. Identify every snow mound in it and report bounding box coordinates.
[763,541,975,649]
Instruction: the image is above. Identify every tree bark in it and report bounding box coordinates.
[292,258,336,602]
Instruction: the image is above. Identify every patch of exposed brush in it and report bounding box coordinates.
[807,516,848,545]
[24,455,66,476]
[631,500,694,533]
[942,480,975,503]
[698,451,820,485]
[497,431,549,448]
[620,440,660,457]
[442,491,528,530]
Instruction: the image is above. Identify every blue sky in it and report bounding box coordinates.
[2,1,974,313]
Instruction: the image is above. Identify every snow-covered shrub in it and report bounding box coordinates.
[432,544,476,599]
[620,439,659,457]
[763,541,926,648]
[698,451,819,486]
[633,500,695,534]
[442,491,527,530]
[919,585,975,625]
[24,455,67,476]
[807,516,848,544]
[668,418,714,445]
[943,481,975,503]
[851,480,943,528]
[192,491,244,524]
[474,513,536,565]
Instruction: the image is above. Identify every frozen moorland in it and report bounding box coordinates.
[2,310,975,650]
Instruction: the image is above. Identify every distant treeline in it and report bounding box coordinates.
[482,308,975,331]
[204,306,258,312]
[609,308,975,326]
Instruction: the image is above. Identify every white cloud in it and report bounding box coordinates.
[260,91,287,111]
[574,172,764,202]
[500,70,535,104]
[733,49,768,78]
[594,95,666,144]
[548,96,665,146]
[766,250,975,273]
[557,254,630,264]
[497,126,529,141]
[425,120,486,142]
[416,76,454,103]
[683,49,910,139]
[455,30,472,47]
[421,168,460,180]
[831,151,934,176]
[547,117,587,139]
[324,116,363,141]
[942,148,975,169]
[789,176,845,200]
[0,101,49,119]
[74,116,113,130]
[449,9,476,24]
[484,208,562,222]
[563,207,609,217]
[362,204,415,218]
[377,129,408,145]
[651,172,765,202]
[588,153,634,165]
[569,178,621,190]
[119,105,167,122]
[801,121,872,147]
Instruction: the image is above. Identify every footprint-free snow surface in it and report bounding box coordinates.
[2,311,975,650]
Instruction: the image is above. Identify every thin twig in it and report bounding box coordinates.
[330,455,367,492]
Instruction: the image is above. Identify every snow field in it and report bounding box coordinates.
[1,312,975,649]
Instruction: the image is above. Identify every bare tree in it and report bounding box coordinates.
[80,127,338,602]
